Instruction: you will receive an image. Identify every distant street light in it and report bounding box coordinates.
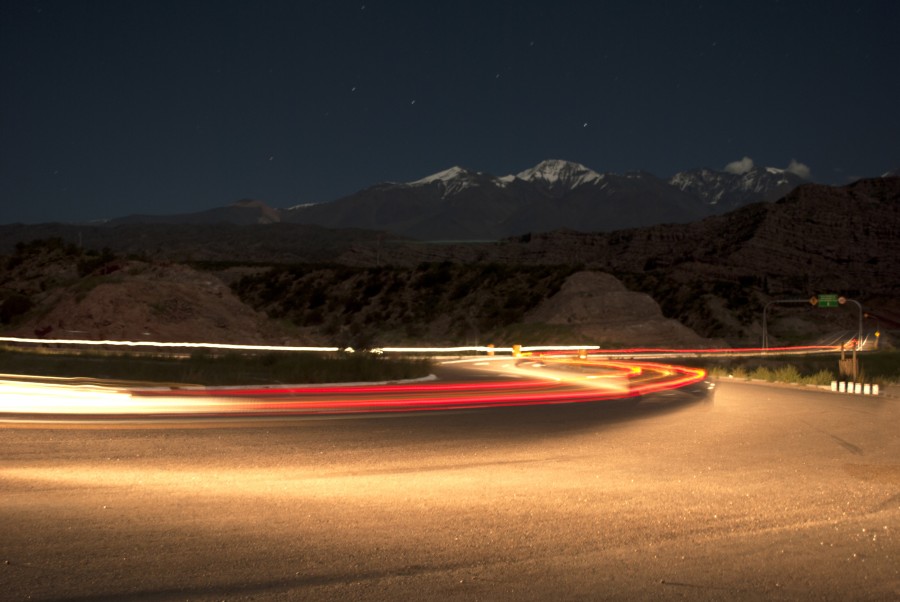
[864,313,881,350]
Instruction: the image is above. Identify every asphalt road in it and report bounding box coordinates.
[2,380,898,601]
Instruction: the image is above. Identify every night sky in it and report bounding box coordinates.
[2,0,898,224]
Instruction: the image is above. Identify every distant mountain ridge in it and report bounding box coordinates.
[100,159,815,239]
[668,166,803,209]
[108,198,280,226]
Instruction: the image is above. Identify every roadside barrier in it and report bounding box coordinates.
[831,381,880,396]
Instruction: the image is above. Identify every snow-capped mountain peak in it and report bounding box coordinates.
[669,165,805,207]
[408,166,490,197]
[410,165,473,186]
[515,159,603,189]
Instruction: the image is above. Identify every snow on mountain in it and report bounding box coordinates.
[514,159,604,190]
[669,169,732,205]
[410,166,471,186]
[669,166,805,208]
[404,159,604,197]
[407,166,492,197]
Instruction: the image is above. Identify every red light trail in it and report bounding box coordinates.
[0,356,707,419]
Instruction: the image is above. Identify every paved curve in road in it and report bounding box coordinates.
[1,370,898,600]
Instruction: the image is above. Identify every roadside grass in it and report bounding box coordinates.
[0,347,431,386]
[695,351,900,386]
[2,345,895,389]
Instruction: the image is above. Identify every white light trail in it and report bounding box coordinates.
[0,336,843,359]
[0,336,340,352]
[375,345,513,354]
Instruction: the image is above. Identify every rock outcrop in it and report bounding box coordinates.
[526,272,712,347]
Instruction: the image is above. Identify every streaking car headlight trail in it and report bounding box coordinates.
[0,356,706,419]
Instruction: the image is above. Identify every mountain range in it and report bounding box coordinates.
[104,160,808,240]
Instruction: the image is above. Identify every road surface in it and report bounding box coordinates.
[1,379,898,601]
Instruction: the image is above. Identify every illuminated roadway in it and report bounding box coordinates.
[1,357,898,600]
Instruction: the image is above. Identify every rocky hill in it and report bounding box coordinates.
[0,241,708,348]
[0,240,281,345]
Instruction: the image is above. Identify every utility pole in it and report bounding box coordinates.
[839,297,863,351]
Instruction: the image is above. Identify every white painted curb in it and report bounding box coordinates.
[831,380,880,396]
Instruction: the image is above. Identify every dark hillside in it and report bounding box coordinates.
[233,263,581,348]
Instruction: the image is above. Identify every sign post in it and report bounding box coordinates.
[814,293,840,308]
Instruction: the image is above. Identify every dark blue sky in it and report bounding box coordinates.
[2,0,898,223]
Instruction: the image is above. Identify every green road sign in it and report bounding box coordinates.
[816,293,840,308]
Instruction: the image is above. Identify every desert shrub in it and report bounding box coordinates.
[0,294,32,324]
[449,280,472,300]
[307,289,327,309]
[343,298,365,315]
[77,247,116,277]
[323,317,340,336]
[800,370,836,386]
[772,364,802,383]
[731,366,749,380]
[750,366,775,381]
[413,262,453,290]
[362,277,384,298]
[229,262,585,344]
[302,307,324,326]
